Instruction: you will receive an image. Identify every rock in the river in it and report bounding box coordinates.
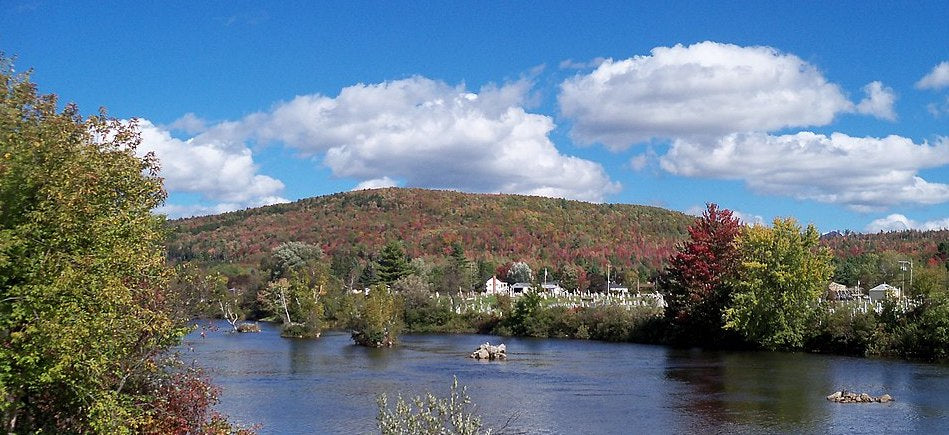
[236,322,261,333]
[470,342,507,360]
[826,390,894,403]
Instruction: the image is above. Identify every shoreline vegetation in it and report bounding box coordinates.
[180,204,949,364]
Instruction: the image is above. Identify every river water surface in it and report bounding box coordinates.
[183,321,949,434]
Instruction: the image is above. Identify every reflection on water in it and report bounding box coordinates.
[664,350,832,432]
[183,321,949,434]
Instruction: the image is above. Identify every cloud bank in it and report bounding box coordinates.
[559,41,863,149]
[558,41,934,214]
[136,120,288,218]
[865,214,949,232]
[198,76,620,202]
[661,132,949,211]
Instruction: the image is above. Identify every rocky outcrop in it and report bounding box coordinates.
[470,342,506,360]
[826,391,893,403]
[236,322,261,333]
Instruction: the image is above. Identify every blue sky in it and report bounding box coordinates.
[2,1,947,232]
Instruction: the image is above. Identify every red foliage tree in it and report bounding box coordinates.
[659,203,742,344]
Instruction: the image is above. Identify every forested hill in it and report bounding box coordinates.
[166,188,694,273]
[821,229,949,262]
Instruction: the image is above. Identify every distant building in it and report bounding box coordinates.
[540,281,565,295]
[825,282,863,301]
[607,283,629,294]
[484,276,510,295]
[511,283,533,294]
[868,283,901,302]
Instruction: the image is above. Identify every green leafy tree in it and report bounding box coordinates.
[352,284,403,347]
[506,290,543,336]
[259,266,330,338]
[912,264,945,297]
[438,243,476,293]
[170,264,245,331]
[506,261,533,284]
[268,241,323,280]
[377,240,411,285]
[557,264,580,292]
[0,61,234,432]
[724,218,834,350]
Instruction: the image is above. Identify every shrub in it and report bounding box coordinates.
[377,377,490,435]
[806,307,877,356]
[352,285,403,347]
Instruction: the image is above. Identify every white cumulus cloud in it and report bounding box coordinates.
[136,120,288,217]
[165,112,210,135]
[865,214,949,232]
[661,132,949,211]
[353,177,399,190]
[558,41,855,149]
[198,76,620,202]
[916,61,949,90]
[855,81,897,121]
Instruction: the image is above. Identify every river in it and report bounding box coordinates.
[182,321,949,434]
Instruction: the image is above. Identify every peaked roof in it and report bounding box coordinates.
[869,283,899,291]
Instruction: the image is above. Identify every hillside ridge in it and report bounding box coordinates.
[166,188,694,274]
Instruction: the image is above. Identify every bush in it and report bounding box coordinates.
[377,377,489,435]
[281,322,319,339]
[806,307,877,356]
[352,285,403,347]
[504,292,542,336]
[574,324,591,340]
[896,296,949,361]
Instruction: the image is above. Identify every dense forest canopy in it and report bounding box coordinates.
[168,188,949,289]
[167,188,695,276]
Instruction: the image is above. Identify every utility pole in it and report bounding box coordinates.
[606,263,610,293]
[899,260,913,294]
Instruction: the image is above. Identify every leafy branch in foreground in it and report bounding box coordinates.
[0,56,249,432]
[377,376,490,435]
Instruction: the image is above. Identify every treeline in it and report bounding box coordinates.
[180,204,949,362]
[176,232,670,337]
[165,187,694,277]
[658,205,949,360]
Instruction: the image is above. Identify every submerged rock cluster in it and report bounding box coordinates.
[470,342,506,360]
[826,391,893,403]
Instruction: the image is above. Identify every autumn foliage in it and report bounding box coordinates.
[166,188,694,279]
[659,204,742,344]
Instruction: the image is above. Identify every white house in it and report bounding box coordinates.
[484,276,510,295]
[868,283,901,302]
